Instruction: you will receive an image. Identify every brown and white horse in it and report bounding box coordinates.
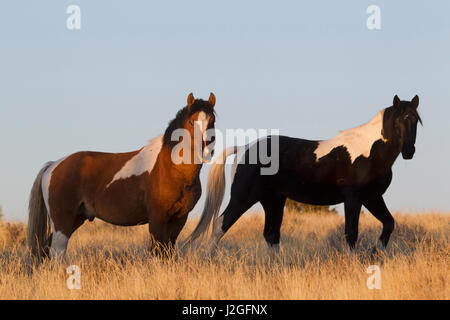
[28,93,216,259]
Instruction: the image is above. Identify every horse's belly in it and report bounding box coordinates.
[95,209,148,226]
[94,202,148,226]
[283,183,344,206]
[93,185,149,226]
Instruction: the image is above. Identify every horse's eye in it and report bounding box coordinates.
[189,120,194,126]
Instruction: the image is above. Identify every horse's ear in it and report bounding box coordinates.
[411,95,419,109]
[208,92,216,108]
[393,95,400,107]
[187,93,195,109]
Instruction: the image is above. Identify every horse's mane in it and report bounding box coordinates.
[163,99,215,147]
[388,102,423,125]
[382,103,423,141]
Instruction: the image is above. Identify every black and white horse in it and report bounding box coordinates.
[187,95,422,253]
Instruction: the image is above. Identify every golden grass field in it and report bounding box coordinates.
[0,209,448,300]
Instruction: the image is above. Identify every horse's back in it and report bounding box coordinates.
[248,135,390,204]
[43,149,147,223]
[270,136,345,203]
[49,150,140,189]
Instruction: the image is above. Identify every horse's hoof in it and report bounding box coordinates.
[371,241,386,255]
[268,243,280,253]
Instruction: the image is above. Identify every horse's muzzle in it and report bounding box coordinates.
[402,145,415,160]
[201,147,214,163]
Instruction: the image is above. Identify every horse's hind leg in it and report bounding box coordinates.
[49,212,86,260]
[362,196,395,251]
[50,230,69,259]
[147,210,175,257]
[211,194,259,249]
[210,164,262,250]
[261,194,286,252]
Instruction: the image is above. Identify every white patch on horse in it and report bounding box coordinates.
[196,111,209,134]
[196,112,210,139]
[106,135,163,188]
[50,231,69,258]
[41,157,68,214]
[195,111,211,156]
[314,109,387,163]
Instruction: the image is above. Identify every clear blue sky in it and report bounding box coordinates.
[1,1,449,220]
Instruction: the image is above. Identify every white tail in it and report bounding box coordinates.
[185,146,240,244]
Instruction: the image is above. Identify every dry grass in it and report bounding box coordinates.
[0,210,448,300]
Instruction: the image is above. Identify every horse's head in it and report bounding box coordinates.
[181,92,216,163]
[184,92,216,163]
[164,92,217,164]
[388,95,422,160]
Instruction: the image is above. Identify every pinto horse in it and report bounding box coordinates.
[28,93,216,259]
[188,95,422,253]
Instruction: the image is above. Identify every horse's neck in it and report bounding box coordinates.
[335,108,402,167]
[158,146,202,182]
[376,113,403,169]
[316,110,386,163]
[373,139,401,170]
[316,109,402,169]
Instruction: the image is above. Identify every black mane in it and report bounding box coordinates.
[163,99,215,147]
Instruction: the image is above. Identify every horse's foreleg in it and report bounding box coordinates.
[168,214,189,246]
[363,196,395,251]
[147,211,172,256]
